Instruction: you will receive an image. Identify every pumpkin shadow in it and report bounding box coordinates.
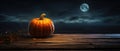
[29,35,54,39]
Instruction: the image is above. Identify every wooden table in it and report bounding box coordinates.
[0,34,120,50]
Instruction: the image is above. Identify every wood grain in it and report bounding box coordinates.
[0,34,120,50]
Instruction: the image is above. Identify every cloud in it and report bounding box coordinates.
[0,14,32,22]
[102,16,120,24]
[53,14,120,24]
[53,16,103,24]
[6,16,29,22]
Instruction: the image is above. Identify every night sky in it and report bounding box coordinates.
[0,0,120,33]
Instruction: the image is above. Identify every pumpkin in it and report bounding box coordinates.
[29,13,54,37]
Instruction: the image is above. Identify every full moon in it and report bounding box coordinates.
[80,3,89,12]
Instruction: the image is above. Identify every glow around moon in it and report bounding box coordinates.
[80,3,89,12]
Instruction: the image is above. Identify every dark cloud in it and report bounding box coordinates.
[0,14,33,22]
[102,16,120,24]
[0,14,7,21]
[68,16,79,21]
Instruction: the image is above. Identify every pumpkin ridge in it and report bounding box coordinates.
[50,20,54,33]
[33,20,37,36]
[42,20,45,37]
[30,20,35,36]
[35,19,39,36]
[41,19,44,37]
[45,19,49,36]
[37,20,40,37]
[47,20,51,36]
[49,20,53,34]
[40,20,42,37]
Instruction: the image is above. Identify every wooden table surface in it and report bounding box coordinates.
[0,34,120,50]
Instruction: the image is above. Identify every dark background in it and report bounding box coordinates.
[0,0,120,33]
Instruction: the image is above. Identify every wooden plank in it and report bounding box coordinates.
[0,34,120,50]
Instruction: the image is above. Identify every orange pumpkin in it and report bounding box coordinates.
[29,13,54,37]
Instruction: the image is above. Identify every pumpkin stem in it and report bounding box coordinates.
[40,13,46,20]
